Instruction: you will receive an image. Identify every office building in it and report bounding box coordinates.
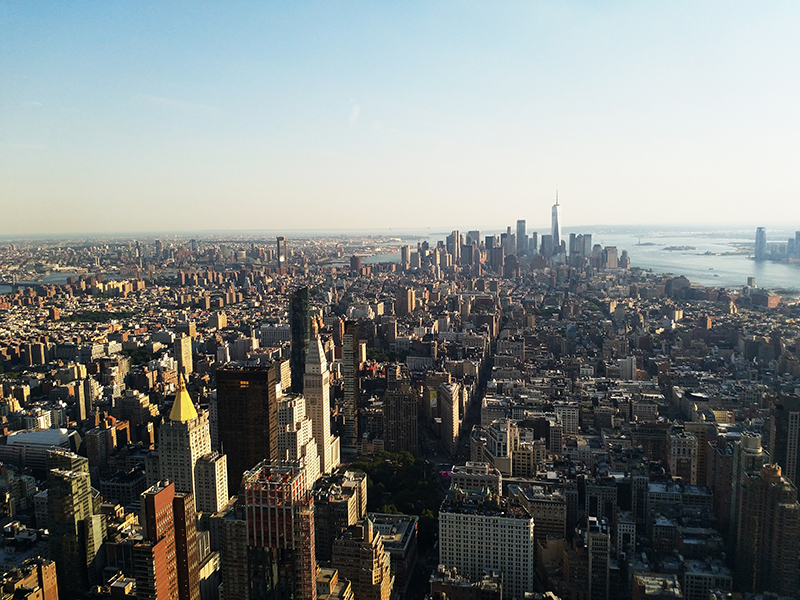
[135,482,200,600]
[451,462,502,497]
[313,470,368,562]
[242,461,317,600]
[305,335,340,474]
[157,376,212,510]
[290,287,311,393]
[729,431,769,541]
[195,451,229,514]
[400,245,410,270]
[342,321,360,456]
[551,193,561,253]
[277,394,320,488]
[768,394,800,487]
[367,513,418,596]
[439,490,535,600]
[332,519,393,600]
[754,227,767,261]
[383,364,418,455]
[516,220,527,255]
[216,364,281,494]
[667,429,698,484]
[439,382,461,457]
[0,558,59,600]
[734,464,800,595]
[47,449,106,599]
[174,334,193,377]
[276,236,288,272]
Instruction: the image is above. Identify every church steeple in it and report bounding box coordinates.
[169,373,198,422]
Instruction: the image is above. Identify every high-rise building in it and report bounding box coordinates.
[438,382,460,457]
[667,429,698,484]
[278,395,320,488]
[516,220,527,255]
[446,230,461,264]
[290,287,311,393]
[586,518,611,600]
[304,335,340,474]
[313,470,368,562]
[47,449,106,599]
[216,364,281,494]
[342,322,361,457]
[135,482,200,600]
[551,193,561,253]
[0,558,58,600]
[332,519,393,600]
[174,334,193,377]
[243,461,317,600]
[157,376,212,511]
[734,464,800,595]
[195,451,229,514]
[396,288,415,316]
[276,236,289,272]
[400,245,410,270]
[529,231,539,255]
[384,364,418,455]
[439,490,535,600]
[173,493,201,600]
[754,227,767,261]
[729,431,769,540]
[768,394,800,487]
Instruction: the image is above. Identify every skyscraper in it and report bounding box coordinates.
[332,519,393,600]
[216,364,281,494]
[304,335,340,474]
[551,192,561,254]
[276,236,288,272]
[729,431,769,541]
[754,227,767,260]
[516,219,527,255]
[734,464,800,595]
[290,286,311,393]
[194,451,229,514]
[277,394,320,488]
[158,376,212,511]
[439,490,535,600]
[384,364,418,455]
[243,461,317,600]
[174,334,193,377]
[135,482,201,600]
[768,394,800,487]
[342,321,361,457]
[47,449,106,599]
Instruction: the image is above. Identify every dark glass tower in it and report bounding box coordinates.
[216,364,281,494]
[290,286,310,393]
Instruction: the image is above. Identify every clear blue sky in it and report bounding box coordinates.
[1,2,799,235]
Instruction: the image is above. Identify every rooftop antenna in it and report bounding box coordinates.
[555,190,559,206]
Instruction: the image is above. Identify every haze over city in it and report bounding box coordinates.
[4,6,800,600]
[3,2,800,236]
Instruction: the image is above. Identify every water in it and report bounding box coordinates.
[590,230,800,292]
[1,230,798,294]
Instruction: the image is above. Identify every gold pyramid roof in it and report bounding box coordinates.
[169,374,198,422]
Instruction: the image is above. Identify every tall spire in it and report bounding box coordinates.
[555,189,559,206]
[169,373,198,422]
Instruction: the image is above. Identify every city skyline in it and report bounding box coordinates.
[3,2,800,235]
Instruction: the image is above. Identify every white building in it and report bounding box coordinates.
[304,336,340,474]
[277,395,320,489]
[439,493,535,600]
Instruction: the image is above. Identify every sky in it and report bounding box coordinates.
[1,2,799,236]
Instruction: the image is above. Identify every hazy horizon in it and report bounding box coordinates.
[0,222,796,244]
[3,2,800,236]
